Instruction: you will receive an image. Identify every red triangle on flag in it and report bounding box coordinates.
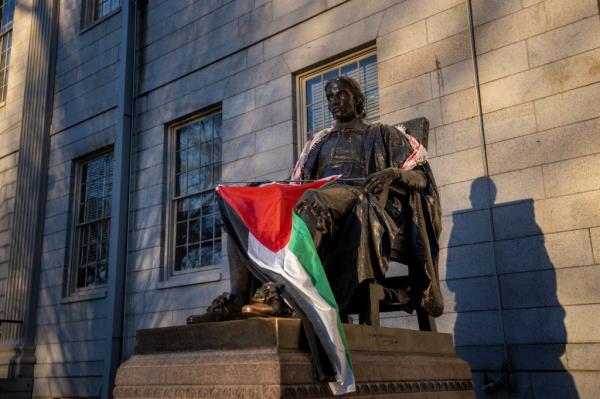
[217,178,336,252]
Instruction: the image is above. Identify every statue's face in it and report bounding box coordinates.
[326,81,356,123]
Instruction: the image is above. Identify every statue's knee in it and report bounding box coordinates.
[295,189,320,214]
[298,189,320,203]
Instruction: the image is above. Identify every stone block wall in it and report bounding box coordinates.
[125,1,600,398]
[32,1,121,397]
[377,1,600,398]
[0,0,590,397]
[471,1,600,397]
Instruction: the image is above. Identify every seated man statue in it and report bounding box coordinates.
[187,75,442,324]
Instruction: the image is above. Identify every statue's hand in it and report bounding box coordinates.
[363,168,399,193]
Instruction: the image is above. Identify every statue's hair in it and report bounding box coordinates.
[325,76,366,119]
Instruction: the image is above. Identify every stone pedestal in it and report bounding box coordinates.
[114,318,474,398]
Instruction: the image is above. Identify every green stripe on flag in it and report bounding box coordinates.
[288,212,352,369]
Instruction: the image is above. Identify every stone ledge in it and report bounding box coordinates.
[116,318,475,398]
[135,317,456,355]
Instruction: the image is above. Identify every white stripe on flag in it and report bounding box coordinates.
[247,232,356,395]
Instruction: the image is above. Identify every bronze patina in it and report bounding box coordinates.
[187,76,442,324]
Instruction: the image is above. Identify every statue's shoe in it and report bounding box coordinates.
[241,282,293,318]
[241,302,280,317]
[186,292,242,324]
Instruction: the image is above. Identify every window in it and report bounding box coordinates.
[0,0,14,104]
[71,151,114,291]
[168,110,223,274]
[297,47,380,146]
[82,0,120,28]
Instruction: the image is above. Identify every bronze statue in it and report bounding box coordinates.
[187,76,442,324]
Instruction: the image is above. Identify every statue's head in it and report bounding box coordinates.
[325,76,366,122]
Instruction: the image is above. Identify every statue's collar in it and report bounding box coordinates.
[330,118,369,132]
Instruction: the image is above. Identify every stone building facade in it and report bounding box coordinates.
[0,0,598,398]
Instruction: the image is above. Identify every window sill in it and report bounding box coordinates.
[158,268,222,290]
[61,287,107,304]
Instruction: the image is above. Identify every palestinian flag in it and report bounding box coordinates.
[216,176,355,395]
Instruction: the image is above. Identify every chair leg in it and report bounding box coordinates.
[359,282,385,327]
[416,307,437,332]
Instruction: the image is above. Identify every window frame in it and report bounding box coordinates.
[295,46,379,155]
[164,108,224,282]
[0,0,15,107]
[80,0,120,32]
[65,147,114,299]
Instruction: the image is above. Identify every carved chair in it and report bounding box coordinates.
[342,117,437,332]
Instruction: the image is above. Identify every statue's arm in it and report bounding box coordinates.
[363,124,429,193]
[396,167,427,191]
[363,167,426,193]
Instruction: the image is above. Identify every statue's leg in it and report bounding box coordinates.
[185,236,254,324]
[227,236,258,304]
[294,185,364,307]
[294,185,357,248]
[294,184,397,312]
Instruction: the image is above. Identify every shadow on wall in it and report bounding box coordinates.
[445,177,579,399]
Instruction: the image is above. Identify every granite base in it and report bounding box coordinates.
[114,318,474,398]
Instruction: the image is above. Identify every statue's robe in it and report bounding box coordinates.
[293,120,443,317]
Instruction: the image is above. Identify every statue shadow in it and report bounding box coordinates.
[445,177,579,398]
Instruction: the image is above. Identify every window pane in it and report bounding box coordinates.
[96,262,107,285]
[323,69,338,83]
[199,166,212,190]
[1,0,14,33]
[74,152,113,289]
[201,192,215,214]
[177,197,188,220]
[213,118,222,138]
[201,242,213,266]
[175,222,187,246]
[199,143,211,167]
[175,247,187,270]
[77,267,86,288]
[188,195,202,219]
[172,113,222,272]
[201,215,213,241]
[200,118,213,141]
[213,142,221,172]
[188,123,201,146]
[306,76,322,106]
[176,173,187,196]
[213,240,222,265]
[86,266,95,286]
[187,169,201,193]
[340,63,358,81]
[102,0,111,16]
[0,0,13,102]
[359,55,379,123]
[177,126,188,150]
[189,218,201,244]
[186,244,200,269]
[83,0,120,28]
[176,149,188,174]
[111,0,120,10]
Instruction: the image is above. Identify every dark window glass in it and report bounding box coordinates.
[75,152,114,289]
[82,0,119,28]
[0,0,14,104]
[173,113,222,271]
